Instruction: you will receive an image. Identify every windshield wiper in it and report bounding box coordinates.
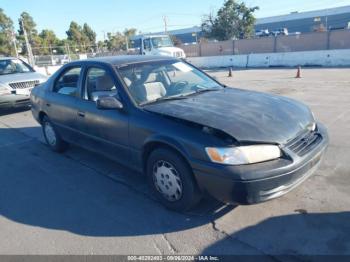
[186,87,221,97]
[140,95,189,106]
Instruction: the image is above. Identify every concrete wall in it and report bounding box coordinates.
[181,30,350,57]
[187,49,350,68]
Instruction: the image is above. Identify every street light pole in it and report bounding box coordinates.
[163,15,168,34]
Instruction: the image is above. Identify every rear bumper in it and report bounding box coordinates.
[191,123,329,205]
[0,94,30,109]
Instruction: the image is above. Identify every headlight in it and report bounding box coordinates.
[308,122,316,132]
[205,145,282,165]
[0,83,11,95]
[309,112,317,131]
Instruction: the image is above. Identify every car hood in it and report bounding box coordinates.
[157,47,184,54]
[144,88,314,145]
[0,72,47,86]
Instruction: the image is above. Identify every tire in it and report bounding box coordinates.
[42,115,68,153]
[147,148,201,212]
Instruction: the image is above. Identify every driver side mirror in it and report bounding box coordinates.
[96,96,123,110]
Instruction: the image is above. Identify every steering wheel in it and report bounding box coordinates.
[169,81,189,95]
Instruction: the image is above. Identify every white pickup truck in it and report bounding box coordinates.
[132,35,186,59]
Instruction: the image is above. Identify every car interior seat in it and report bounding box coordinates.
[143,72,166,101]
[90,74,118,101]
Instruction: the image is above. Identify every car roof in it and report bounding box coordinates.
[82,55,178,66]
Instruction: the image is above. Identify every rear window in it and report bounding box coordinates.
[53,67,81,96]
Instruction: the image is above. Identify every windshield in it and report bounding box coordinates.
[0,59,33,75]
[118,60,223,105]
[151,36,173,48]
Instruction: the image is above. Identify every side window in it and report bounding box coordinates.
[143,39,151,50]
[53,67,81,96]
[85,67,117,102]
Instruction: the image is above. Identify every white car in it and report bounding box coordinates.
[0,57,47,108]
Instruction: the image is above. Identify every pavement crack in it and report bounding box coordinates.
[161,234,178,254]
[152,240,163,255]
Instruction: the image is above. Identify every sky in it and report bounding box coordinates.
[2,0,350,40]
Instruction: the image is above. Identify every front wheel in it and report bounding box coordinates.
[42,116,68,153]
[147,148,201,212]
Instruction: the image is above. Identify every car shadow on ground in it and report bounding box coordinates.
[202,211,350,257]
[0,106,31,116]
[0,125,235,237]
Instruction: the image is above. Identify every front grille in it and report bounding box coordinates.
[286,130,322,156]
[9,80,40,90]
[174,52,183,58]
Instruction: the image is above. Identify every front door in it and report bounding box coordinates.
[75,65,130,164]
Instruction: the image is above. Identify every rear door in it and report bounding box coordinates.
[75,64,130,164]
[44,66,82,142]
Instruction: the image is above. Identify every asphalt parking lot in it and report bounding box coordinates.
[0,68,349,257]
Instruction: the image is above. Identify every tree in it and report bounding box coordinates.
[123,28,137,49]
[0,8,15,56]
[67,21,96,52]
[39,29,59,55]
[18,12,40,55]
[66,21,83,43]
[202,0,259,40]
[18,12,37,36]
[105,32,126,51]
[83,23,96,44]
[102,28,137,52]
[170,35,182,46]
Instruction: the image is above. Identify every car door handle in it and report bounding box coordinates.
[78,111,85,117]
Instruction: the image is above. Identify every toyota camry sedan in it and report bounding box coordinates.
[30,56,328,211]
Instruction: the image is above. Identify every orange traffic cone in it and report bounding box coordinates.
[296,66,301,78]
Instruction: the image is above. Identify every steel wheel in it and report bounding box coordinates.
[153,160,183,202]
[44,121,57,146]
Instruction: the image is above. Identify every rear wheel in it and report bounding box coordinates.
[147,148,201,212]
[42,116,68,153]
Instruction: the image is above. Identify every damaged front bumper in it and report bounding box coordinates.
[190,123,329,205]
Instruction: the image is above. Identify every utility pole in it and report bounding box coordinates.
[9,31,19,58]
[163,15,168,34]
[125,36,129,52]
[20,19,35,66]
[66,43,72,62]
